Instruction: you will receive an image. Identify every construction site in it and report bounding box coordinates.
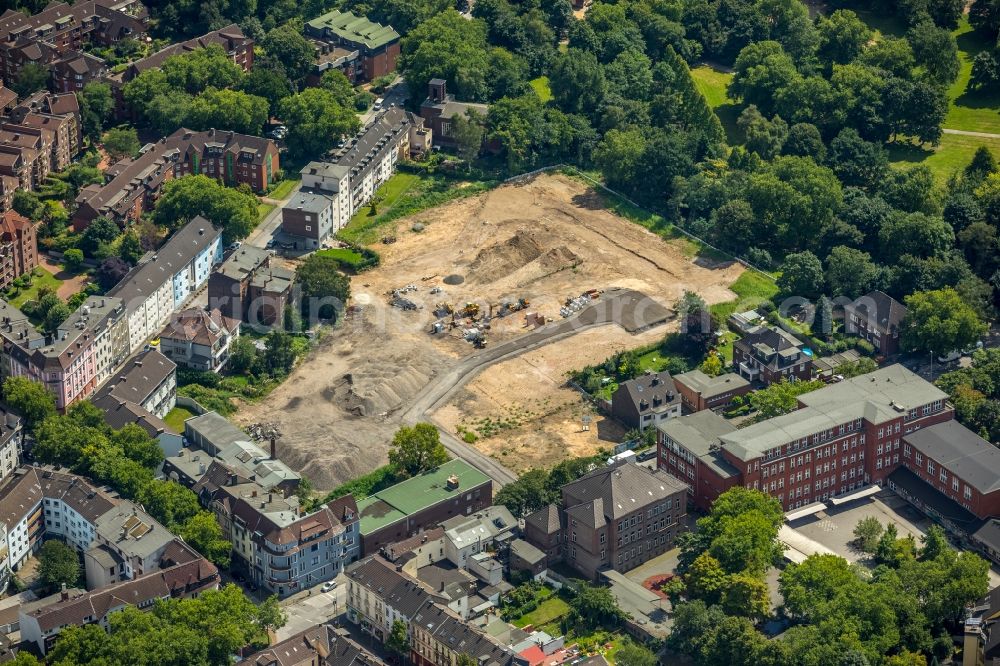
[234,173,745,489]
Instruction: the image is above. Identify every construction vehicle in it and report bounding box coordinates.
[461,302,480,318]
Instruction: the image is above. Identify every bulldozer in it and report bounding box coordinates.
[461,302,480,318]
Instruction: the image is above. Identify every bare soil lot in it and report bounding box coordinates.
[235,174,743,489]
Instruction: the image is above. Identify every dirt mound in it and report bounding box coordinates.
[325,355,438,418]
[539,245,581,270]
[468,228,545,283]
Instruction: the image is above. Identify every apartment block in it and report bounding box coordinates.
[158,308,240,373]
[0,0,147,92]
[0,210,38,292]
[346,555,441,643]
[610,370,681,431]
[208,246,294,327]
[243,624,386,666]
[843,290,907,357]
[657,364,954,512]
[200,476,360,597]
[74,128,278,230]
[282,108,428,249]
[304,10,399,82]
[523,462,688,580]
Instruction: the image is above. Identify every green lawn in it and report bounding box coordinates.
[889,133,1000,185]
[946,18,1000,134]
[530,76,553,103]
[690,65,741,145]
[344,171,420,232]
[164,406,195,432]
[268,178,300,201]
[510,596,570,629]
[6,268,63,308]
[315,247,364,263]
[257,202,276,222]
[710,270,779,323]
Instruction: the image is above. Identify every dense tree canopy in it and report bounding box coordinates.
[152,175,259,242]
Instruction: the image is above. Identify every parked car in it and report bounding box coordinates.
[636,449,657,462]
[229,241,241,251]
[963,341,984,356]
[937,350,961,363]
[373,98,384,111]
[321,581,337,593]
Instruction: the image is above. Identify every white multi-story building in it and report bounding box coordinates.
[281,108,429,249]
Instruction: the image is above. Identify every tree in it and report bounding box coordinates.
[386,619,410,661]
[398,9,491,104]
[549,48,606,116]
[241,65,294,115]
[388,423,449,478]
[614,639,658,666]
[263,330,296,376]
[12,62,48,98]
[62,248,84,272]
[78,82,114,141]
[853,516,884,553]
[186,88,268,135]
[907,21,961,85]
[729,41,799,117]
[227,337,258,374]
[102,127,141,161]
[2,376,56,430]
[779,554,860,622]
[828,128,889,189]
[783,123,826,160]
[260,21,316,81]
[37,539,80,589]
[700,353,724,377]
[12,190,44,221]
[776,251,824,298]
[969,51,1000,92]
[826,245,879,298]
[450,110,485,165]
[181,511,232,567]
[118,231,143,265]
[136,481,200,530]
[152,175,258,242]
[749,379,825,420]
[686,551,728,604]
[81,217,122,256]
[813,295,833,339]
[737,106,787,160]
[676,290,714,350]
[902,288,987,356]
[97,256,131,290]
[568,583,623,631]
[879,212,955,262]
[494,468,551,517]
[817,10,872,65]
[278,88,361,160]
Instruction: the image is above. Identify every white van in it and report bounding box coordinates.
[373,98,384,111]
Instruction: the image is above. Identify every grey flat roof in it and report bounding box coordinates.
[185,411,248,451]
[658,411,741,479]
[284,190,334,214]
[721,365,947,461]
[674,369,749,399]
[904,420,1000,494]
[215,246,269,281]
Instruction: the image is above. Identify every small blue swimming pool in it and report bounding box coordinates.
[802,347,814,356]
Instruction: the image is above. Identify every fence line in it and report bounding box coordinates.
[502,164,776,282]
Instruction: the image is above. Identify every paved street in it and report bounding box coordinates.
[275,575,347,641]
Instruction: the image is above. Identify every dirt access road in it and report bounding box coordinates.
[234,174,743,490]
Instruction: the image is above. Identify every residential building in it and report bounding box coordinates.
[73,128,278,229]
[357,459,493,554]
[733,324,813,385]
[610,370,681,431]
[438,506,516,570]
[409,601,513,666]
[91,348,178,451]
[346,554,441,643]
[208,246,294,327]
[508,539,546,579]
[419,79,489,151]
[243,624,386,666]
[158,308,239,373]
[0,0,148,91]
[843,290,907,357]
[107,24,253,116]
[201,476,359,597]
[0,295,127,410]
[304,10,400,82]
[281,108,428,249]
[84,504,180,588]
[20,541,218,654]
[656,364,954,512]
[523,462,688,580]
[523,504,563,566]
[7,90,82,172]
[0,407,21,485]
[0,87,14,115]
[962,586,1000,666]
[107,218,223,354]
[673,369,751,413]
[0,210,37,291]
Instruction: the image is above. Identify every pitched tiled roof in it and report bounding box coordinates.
[0,466,117,528]
[848,290,908,333]
[524,504,561,535]
[613,371,680,413]
[562,463,688,521]
[159,308,239,346]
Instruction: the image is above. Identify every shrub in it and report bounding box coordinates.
[854,338,876,356]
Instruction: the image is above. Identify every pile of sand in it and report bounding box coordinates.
[325,354,438,418]
[468,228,545,283]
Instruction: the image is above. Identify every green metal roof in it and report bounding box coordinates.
[358,459,491,534]
[306,10,400,50]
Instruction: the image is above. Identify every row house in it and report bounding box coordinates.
[304,10,399,83]
[656,364,954,513]
[0,210,38,291]
[282,108,428,250]
[107,217,222,355]
[20,540,218,654]
[107,25,253,117]
[243,624,386,666]
[73,128,278,230]
[409,602,514,666]
[0,0,147,90]
[346,555,443,643]
[523,462,688,581]
[201,475,360,598]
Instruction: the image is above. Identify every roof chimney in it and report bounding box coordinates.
[446,474,459,491]
[60,583,68,601]
[270,436,276,460]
